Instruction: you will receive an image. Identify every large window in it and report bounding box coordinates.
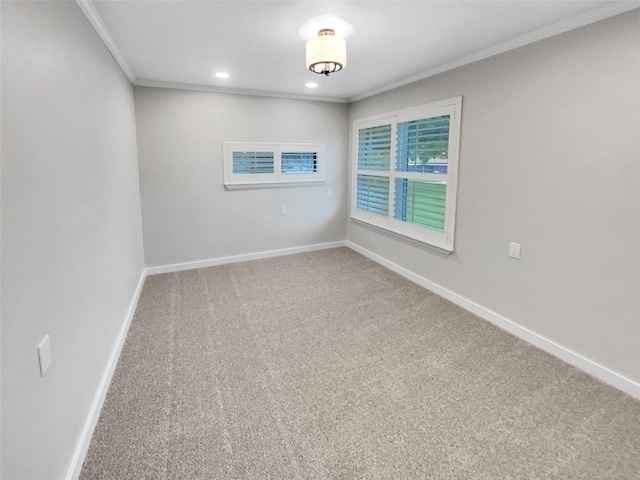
[224,141,324,188]
[351,97,462,252]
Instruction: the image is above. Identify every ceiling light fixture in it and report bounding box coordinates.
[215,72,229,79]
[306,29,346,76]
[306,82,318,88]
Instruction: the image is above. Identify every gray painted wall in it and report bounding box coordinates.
[134,87,349,267]
[348,11,640,384]
[2,3,638,478]
[1,2,145,479]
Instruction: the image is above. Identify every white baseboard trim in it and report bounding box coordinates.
[66,268,148,480]
[146,240,348,275]
[347,241,640,400]
[63,238,638,479]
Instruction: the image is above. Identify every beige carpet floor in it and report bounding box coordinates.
[80,247,640,479]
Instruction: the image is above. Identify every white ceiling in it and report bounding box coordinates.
[83,1,638,103]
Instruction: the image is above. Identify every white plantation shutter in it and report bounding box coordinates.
[281,151,318,174]
[351,97,462,252]
[357,124,392,170]
[394,114,450,233]
[355,122,392,217]
[232,151,274,174]
[356,174,390,216]
[224,142,324,187]
[395,115,450,174]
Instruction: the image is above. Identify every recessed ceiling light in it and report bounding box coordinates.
[215,72,229,79]
[306,82,318,88]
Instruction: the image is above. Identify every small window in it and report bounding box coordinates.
[224,141,324,188]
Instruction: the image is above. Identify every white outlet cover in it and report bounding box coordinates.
[509,242,521,260]
[38,335,53,377]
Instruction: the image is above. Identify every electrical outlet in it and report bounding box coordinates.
[509,242,521,260]
[38,335,53,377]
[327,188,333,198]
[280,205,287,215]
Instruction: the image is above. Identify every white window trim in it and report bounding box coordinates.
[350,96,462,253]
[224,141,325,189]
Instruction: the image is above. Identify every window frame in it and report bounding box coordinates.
[350,96,462,253]
[224,141,325,188]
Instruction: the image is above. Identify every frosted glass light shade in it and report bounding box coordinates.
[306,29,347,75]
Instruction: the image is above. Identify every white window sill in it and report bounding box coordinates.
[224,180,325,190]
[350,216,455,255]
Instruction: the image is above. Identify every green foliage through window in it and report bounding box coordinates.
[396,115,450,174]
[394,179,446,232]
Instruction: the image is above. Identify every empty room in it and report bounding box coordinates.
[2,1,639,479]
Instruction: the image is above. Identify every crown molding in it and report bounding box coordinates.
[350,2,640,103]
[133,79,350,104]
[76,0,638,104]
[76,0,136,83]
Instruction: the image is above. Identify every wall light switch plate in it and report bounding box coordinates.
[38,335,53,377]
[509,242,521,260]
[280,205,287,215]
